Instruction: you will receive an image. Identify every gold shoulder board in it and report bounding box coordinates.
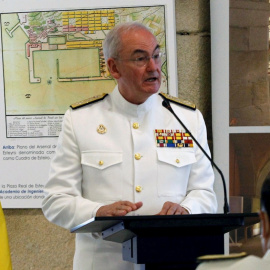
[70,93,108,109]
[159,92,196,110]
[197,252,247,262]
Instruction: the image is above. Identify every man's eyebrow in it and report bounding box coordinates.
[131,45,160,55]
[154,44,160,51]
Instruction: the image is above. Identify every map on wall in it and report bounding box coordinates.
[1,6,168,138]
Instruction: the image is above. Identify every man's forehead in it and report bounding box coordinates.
[119,30,159,54]
[121,28,156,44]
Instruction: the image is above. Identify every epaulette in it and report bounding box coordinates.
[70,93,108,109]
[159,92,196,110]
[197,252,247,262]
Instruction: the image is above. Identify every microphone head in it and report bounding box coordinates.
[162,99,172,110]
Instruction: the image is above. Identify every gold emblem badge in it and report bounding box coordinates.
[97,124,107,134]
[97,125,107,134]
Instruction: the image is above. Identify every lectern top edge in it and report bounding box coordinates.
[70,213,259,234]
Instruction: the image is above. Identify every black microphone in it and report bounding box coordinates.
[162,99,230,214]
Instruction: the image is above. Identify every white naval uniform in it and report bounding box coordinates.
[196,249,270,270]
[42,86,217,270]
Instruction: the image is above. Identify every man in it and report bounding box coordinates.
[42,22,217,270]
[196,177,270,270]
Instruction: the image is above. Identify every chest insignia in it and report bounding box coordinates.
[97,124,107,134]
[155,129,193,148]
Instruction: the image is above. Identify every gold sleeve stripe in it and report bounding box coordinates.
[197,252,247,262]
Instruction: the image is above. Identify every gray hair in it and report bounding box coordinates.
[103,22,152,63]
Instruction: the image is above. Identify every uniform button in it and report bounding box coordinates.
[133,122,139,129]
[176,159,180,164]
[99,160,104,166]
[135,153,141,160]
[135,185,142,192]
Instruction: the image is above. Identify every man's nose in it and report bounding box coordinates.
[146,57,159,71]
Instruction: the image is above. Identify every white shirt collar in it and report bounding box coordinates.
[110,85,155,118]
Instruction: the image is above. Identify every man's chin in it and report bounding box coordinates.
[143,85,160,95]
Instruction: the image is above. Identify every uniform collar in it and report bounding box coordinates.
[110,85,156,118]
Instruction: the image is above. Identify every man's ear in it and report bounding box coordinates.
[260,210,270,238]
[107,58,121,79]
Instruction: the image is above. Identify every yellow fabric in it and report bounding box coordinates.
[0,202,12,270]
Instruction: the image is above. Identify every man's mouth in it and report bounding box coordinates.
[145,77,158,82]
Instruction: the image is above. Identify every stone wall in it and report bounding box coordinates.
[3,1,213,269]
[230,0,270,126]
[176,0,212,133]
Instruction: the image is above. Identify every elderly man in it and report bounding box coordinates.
[196,177,270,270]
[42,22,217,270]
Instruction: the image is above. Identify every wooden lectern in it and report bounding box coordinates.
[71,213,259,270]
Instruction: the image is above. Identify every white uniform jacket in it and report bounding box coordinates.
[196,250,270,270]
[42,86,217,270]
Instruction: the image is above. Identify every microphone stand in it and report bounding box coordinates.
[162,99,230,214]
